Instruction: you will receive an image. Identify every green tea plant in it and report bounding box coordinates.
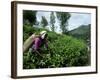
[23,25,90,69]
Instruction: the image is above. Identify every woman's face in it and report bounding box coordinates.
[44,34,48,39]
[40,33,48,39]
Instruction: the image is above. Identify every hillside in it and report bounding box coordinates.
[23,25,90,69]
[68,24,91,41]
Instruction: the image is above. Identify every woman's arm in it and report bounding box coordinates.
[44,39,48,50]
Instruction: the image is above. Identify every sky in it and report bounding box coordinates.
[36,11,91,33]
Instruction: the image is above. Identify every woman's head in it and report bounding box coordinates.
[40,31,48,39]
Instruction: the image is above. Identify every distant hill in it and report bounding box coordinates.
[68,24,91,41]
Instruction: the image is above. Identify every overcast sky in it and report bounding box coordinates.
[36,11,91,33]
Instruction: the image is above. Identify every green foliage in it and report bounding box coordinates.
[23,10,37,26]
[56,12,71,34]
[41,16,48,28]
[50,12,55,32]
[23,25,90,69]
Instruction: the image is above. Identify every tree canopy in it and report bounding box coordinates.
[23,10,37,26]
[56,12,71,34]
[41,16,48,28]
[50,12,55,32]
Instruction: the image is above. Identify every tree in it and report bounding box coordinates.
[41,16,48,28]
[50,12,55,32]
[56,12,71,34]
[23,10,37,26]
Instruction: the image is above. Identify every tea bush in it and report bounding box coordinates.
[23,25,90,69]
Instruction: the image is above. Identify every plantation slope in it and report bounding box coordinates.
[23,25,90,69]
